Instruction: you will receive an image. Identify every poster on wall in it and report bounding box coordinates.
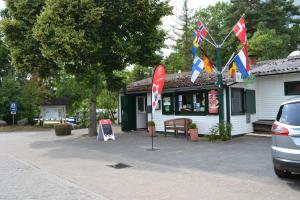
[163,97,171,112]
[97,119,115,141]
[208,90,219,114]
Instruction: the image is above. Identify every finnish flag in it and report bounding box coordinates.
[191,56,204,83]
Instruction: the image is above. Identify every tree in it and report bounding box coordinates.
[0,75,21,123]
[0,0,59,78]
[0,75,40,124]
[164,0,193,72]
[97,89,118,122]
[33,0,171,135]
[190,0,300,63]
[228,0,300,54]
[55,73,90,115]
[163,52,183,73]
[0,35,11,82]
[248,26,289,60]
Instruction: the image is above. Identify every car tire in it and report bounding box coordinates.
[274,167,291,178]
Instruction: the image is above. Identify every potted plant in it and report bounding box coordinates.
[147,121,156,137]
[54,123,72,136]
[189,123,199,141]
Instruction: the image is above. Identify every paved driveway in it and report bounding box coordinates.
[0,128,299,200]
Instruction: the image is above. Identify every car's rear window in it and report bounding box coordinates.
[276,102,300,126]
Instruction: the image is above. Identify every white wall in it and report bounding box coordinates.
[256,73,300,120]
[147,91,224,135]
[229,82,257,135]
[120,72,300,135]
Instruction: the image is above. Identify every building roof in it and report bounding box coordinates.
[251,55,300,76]
[126,71,235,93]
[41,98,68,106]
[126,55,300,93]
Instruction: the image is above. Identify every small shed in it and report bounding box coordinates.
[119,55,300,136]
[40,98,67,124]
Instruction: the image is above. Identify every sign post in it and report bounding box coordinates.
[10,102,17,126]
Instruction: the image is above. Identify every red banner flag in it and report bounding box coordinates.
[233,17,247,46]
[152,64,166,113]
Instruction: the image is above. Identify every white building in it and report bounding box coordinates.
[119,55,300,136]
[40,98,67,124]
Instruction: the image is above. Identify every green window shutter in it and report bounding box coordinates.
[231,88,244,115]
[245,90,256,114]
[162,93,174,115]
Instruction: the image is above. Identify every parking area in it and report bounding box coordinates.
[0,128,299,200]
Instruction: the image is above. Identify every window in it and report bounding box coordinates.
[231,88,244,115]
[176,91,207,114]
[276,102,300,126]
[137,97,145,113]
[162,93,174,115]
[284,81,300,95]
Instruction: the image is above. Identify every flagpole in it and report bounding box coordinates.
[221,53,235,74]
[220,14,245,47]
[198,15,218,46]
[150,66,157,151]
[203,37,217,48]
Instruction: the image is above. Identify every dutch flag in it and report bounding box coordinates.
[233,46,250,79]
[191,56,204,83]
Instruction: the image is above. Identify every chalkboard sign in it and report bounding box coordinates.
[97,119,115,141]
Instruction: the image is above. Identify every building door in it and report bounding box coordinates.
[136,96,147,129]
[121,95,136,131]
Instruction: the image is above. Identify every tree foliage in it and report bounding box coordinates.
[0,76,40,124]
[0,35,11,82]
[164,0,300,70]
[0,0,59,78]
[33,0,171,135]
[249,27,289,60]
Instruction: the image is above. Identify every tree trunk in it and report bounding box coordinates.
[88,82,98,136]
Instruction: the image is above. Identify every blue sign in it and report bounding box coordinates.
[10,102,17,114]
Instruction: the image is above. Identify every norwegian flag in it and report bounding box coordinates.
[192,18,208,57]
[195,18,207,44]
[233,17,247,46]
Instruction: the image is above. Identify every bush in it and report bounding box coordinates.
[189,123,197,129]
[54,123,72,136]
[208,125,219,142]
[208,121,233,142]
[219,121,232,141]
[147,121,155,127]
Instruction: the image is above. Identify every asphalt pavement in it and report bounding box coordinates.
[0,128,299,200]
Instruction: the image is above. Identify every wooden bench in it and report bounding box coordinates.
[253,120,274,134]
[164,118,192,139]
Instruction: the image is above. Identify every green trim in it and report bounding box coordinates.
[231,88,245,115]
[175,91,208,115]
[226,87,231,122]
[174,112,207,116]
[162,93,174,115]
